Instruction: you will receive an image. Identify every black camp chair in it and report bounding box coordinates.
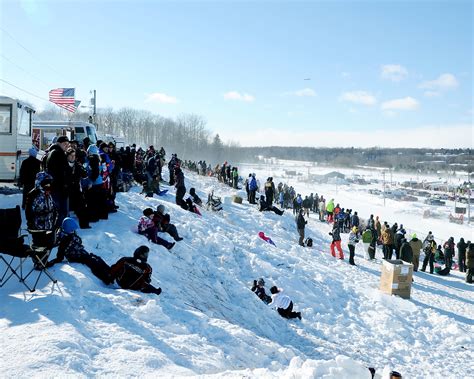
[0,206,57,292]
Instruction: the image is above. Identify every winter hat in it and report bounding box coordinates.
[257,278,265,286]
[352,226,358,233]
[156,204,165,214]
[28,147,38,157]
[134,245,150,262]
[412,233,417,239]
[189,188,196,196]
[270,286,279,294]
[62,217,79,234]
[35,171,53,189]
[143,208,154,217]
[87,145,99,156]
[57,136,69,143]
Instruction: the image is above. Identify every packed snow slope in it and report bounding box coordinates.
[0,170,473,379]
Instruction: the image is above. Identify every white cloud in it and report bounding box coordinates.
[419,73,459,90]
[381,64,408,81]
[293,88,317,97]
[223,91,255,102]
[218,124,473,148]
[145,92,179,104]
[340,91,377,106]
[424,91,441,98]
[381,97,419,111]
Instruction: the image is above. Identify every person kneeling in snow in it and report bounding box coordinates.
[269,286,301,320]
[251,278,272,304]
[46,217,113,284]
[109,245,162,295]
[138,208,175,250]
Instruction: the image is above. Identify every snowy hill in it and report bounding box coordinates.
[0,169,472,378]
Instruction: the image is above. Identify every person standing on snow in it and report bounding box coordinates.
[348,226,359,266]
[326,198,335,223]
[248,174,258,204]
[409,233,423,271]
[361,227,373,260]
[329,223,344,260]
[296,209,307,246]
[457,238,467,273]
[466,243,474,283]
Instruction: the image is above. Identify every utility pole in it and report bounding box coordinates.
[90,89,97,128]
[468,171,471,225]
[382,171,386,207]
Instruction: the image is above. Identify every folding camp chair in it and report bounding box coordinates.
[0,205,57,292]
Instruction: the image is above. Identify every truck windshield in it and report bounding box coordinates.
[86,126,97,143]
[18,107,31,136]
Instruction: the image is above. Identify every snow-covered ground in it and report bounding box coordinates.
[0,165,473,378]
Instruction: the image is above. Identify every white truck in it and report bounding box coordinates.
[32,120,98,151]
[0,96,35,181]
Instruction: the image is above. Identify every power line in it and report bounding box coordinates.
[0,26,73,84]
[0,53,53,89]
[0,78,49,102]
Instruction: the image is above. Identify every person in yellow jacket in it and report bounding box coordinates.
[326,198,335,223]
[409,233,423,271]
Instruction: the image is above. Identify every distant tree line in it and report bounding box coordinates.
[35,105,473,173]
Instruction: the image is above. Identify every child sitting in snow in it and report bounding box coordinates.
[251,278,272,304]
[269,286,301,320]
[138,208,175,250]
[46,217,112,284]
[141,175,161,197]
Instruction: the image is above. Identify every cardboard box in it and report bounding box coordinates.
[232,195,243,204]
[380,259,413,299]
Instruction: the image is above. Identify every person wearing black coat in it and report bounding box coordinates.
[19,147,41,209]
[399,238,413,264]
[296,210,307,246]
[457,238,467,272]
[45,136,70,226]
[251,278,272,304]
[443,237,455,270]
[109,246,162,295]
[174,166,186,209]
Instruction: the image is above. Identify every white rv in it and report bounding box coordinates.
[0,96,35,181]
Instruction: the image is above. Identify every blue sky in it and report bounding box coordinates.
[1,0,472,147]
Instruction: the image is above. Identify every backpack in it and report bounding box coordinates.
[305,238,313,247]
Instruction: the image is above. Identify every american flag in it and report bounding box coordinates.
[56,100,81,113]
[49,88,75,105]
[49,88,79,113]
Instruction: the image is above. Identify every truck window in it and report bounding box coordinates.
[86,126,97,143]
[0,104,12,133]
[17,107,31,136]
[75,127,85,133]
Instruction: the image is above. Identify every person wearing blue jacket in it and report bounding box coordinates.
[248,174,258,204]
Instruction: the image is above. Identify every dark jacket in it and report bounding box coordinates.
[467,246,474,269]
[19,156,41,190]
[175,168,185,188]
[330,227,341,242]
[46,144,69,194]
[296,213,307,229]
[251,285,272,304]
[109,257,152,290]
[457,239,467,257]
[400,241,413,263]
